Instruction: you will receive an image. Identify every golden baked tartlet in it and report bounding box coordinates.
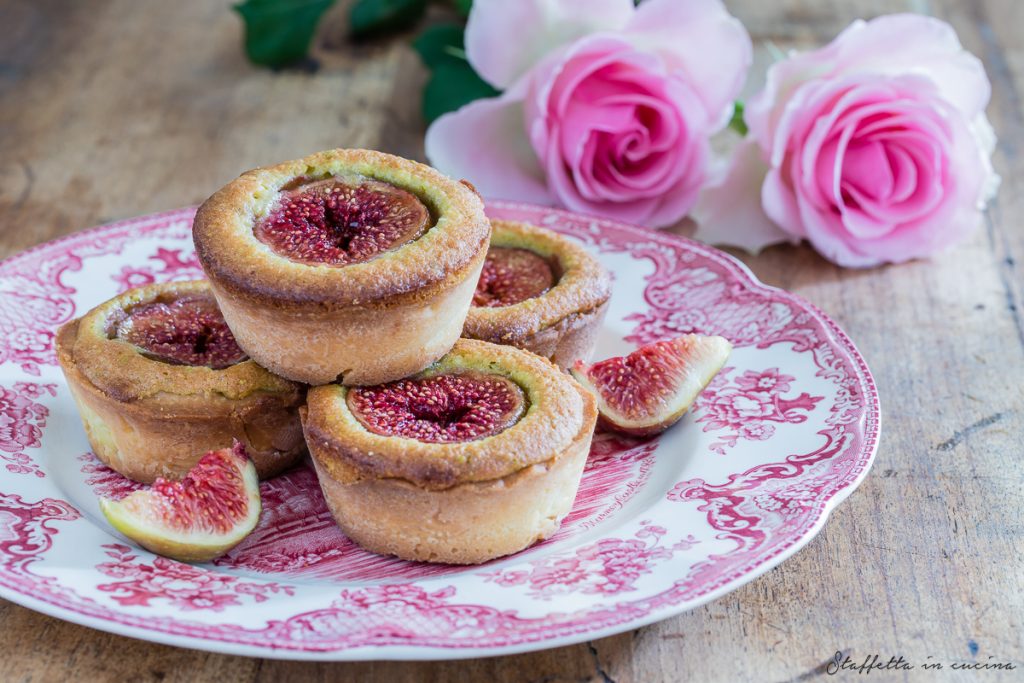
[56,281,306,483]
[302,338,598,565]
[192,148,490,386]
[463,219,611,369]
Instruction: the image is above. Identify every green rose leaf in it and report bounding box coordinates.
[422,59,499,123]
[234,0,335,68]
[412,23,467,70]
[454,0,472,18]
[728,100,748,136]
[350,0,428,38]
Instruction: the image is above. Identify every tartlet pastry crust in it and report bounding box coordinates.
[302,339,598,564]
[193,148,490,385]
[56,281,307,483]
[463,220,611,368]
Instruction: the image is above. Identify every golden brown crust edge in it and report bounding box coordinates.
[535,299,611,368]
[478,299,610,370]
[55,284,308,483]
[193,148,491,309]
[302,339,592,488]
[210,245,486,386]
[69,280,299,404]
[463,220,611,367]
[307,382,598,564]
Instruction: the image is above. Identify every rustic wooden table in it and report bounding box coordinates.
[1,0,1021,681]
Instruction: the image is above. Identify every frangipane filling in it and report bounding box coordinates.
[347,372,526,443]
[254,177,430,266]
[115,295,247,369]
[473,247,556,307]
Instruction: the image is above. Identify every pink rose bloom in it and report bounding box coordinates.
[695,14,999,267]
[426,0,751,227]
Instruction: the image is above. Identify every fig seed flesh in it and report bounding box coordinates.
[571,335,732,436]
[116,294,247,369]
[254,178,430,266]
[473,247,555,307]
[348,372,526,443]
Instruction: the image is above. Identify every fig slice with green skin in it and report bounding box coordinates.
[99,442,261,563]
[570,335,732,436]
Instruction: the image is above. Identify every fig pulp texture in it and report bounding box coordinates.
[116,295,247,369]
[99,442,261,562]
[254,178,430,266]
[571,335,732,436]
[348,372,526,443]
[473,247,555,307]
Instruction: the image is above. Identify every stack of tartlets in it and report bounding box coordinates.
[58,148,610,565]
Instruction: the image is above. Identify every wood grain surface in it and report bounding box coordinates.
[1,0,1021,681]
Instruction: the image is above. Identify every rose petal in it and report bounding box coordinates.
[545,125,706,228]
[793,189,878,267]
[827,14,991,118]
[885,145,918,203]
[795,100,986,267]
[746,41,846,152]
[559,100,637,161]
[693,138,794,252]
[623,0,751,127]
[746,14,990,152]
[522,34,710,226]
[762,160,806,239]
[465,0,634,90]
[543,137,656,221]
[546,38,662,118]
[525,35,638,148]
[843,132,945,223]
[425,89,551,206]
[843,140,893,199]
[740,13,998,267]
[639,157,708,228]
[851,106,987,262]
[969,114,1001,205]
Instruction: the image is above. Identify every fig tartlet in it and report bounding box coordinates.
[193,148,490,386]
[302,338,598,565]
[56,280,306,483]
[463,219,611,369]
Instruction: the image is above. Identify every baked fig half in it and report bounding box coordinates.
[473,247,556,307]
[99,442,261,562]
[571,335,732,436]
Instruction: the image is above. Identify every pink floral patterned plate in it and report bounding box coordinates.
[0,201,879,659]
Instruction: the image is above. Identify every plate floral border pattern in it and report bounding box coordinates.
[0,202,879,658]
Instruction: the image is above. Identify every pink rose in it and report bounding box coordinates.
[696,14,999,267]
[426,0,751,227]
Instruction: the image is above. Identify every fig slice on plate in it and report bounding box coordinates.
[99,442,261,562]
[571,335,732,436]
